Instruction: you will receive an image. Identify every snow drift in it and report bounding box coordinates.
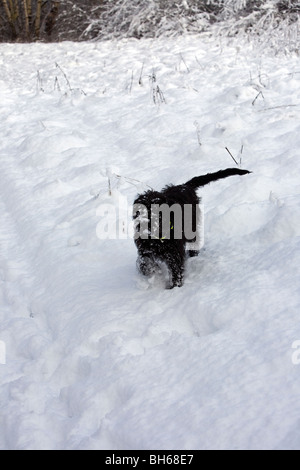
[0,35,300,449]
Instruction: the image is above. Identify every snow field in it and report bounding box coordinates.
[0,36,300,449]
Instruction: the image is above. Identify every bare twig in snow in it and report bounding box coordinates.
[225,147,239,166]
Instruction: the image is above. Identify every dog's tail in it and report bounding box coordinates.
[185,168,251,189]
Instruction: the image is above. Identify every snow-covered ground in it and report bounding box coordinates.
[1,35,300,450]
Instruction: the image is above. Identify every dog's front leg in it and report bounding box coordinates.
[166,256,184,289]
[167,270,184,289]
[137,255,157,277]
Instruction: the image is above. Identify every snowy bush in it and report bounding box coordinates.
[79,0,300,54]
[81,0,221,40]
[0,0,299,52]
[53,0,105,42]
[81,0,299,42]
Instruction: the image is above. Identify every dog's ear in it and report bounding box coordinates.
[133,202,148,219]
[133,201,152,241]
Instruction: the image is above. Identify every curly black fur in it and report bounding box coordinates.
[133,168,251,289]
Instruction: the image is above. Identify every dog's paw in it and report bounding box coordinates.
[166,279,183,289]
[136,276,152,290]
[136,272,162,290]
[187,250,199,258]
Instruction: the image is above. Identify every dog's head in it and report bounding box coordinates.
[133,190,188,244]
[133,191,172,242]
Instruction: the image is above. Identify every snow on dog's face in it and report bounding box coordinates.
[133,191,171,242]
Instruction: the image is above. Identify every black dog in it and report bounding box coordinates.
[133,168,251,288]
